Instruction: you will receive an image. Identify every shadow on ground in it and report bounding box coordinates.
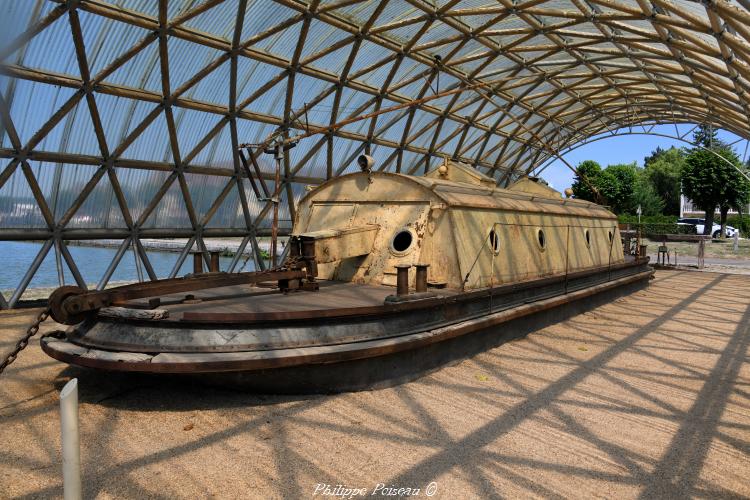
[1,270,748,498]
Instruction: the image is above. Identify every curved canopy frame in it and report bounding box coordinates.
[535,122,750,182]
[1,0,750,307]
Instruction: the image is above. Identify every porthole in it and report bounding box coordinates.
[537,228,546,250]
[488,229,500,254]
[391,229,414,255]
[584,229,591,247]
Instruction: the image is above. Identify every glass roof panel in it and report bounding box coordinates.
[0,0,749,299]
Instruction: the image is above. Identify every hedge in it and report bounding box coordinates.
[620,223,696,236]
[726,214,750,237]
[617,214,677,224]
[619,213,750,236]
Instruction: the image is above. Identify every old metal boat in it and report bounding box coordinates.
[41,158,652,392]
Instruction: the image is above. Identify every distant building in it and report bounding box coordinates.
[680,194,750,217]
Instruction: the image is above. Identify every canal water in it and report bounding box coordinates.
[0,241,254,292]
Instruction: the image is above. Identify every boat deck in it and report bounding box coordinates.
[124,281,419,319]
[121,256,643,321]
[1,269,748,497]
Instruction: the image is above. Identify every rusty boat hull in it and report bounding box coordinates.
[42,258,652,392]
[41,166,650,392]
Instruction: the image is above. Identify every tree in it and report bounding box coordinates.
[632,172,665,216]
[571,160,640,214]
[719,163,750,237]
[601,162,638,213]
[682,144,750,236]
[643,146,684,215]
[644,146,667,167]
[571,160,602,202]
[572,160,648,214]
[691,123,727,149]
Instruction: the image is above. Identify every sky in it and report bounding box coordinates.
[536,124,750,192]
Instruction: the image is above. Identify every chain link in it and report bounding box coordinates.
[0,257,309,375]
[0,307,51,376]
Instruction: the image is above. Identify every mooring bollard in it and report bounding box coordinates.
[414,263,429,293]
[395,264,411,297]
[209,251,221,272]
[60,378,81,500]
[192,252,203,274]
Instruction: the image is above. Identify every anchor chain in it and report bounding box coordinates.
[0,307,51,375]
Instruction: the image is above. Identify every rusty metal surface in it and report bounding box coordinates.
[395,264,411,297]
[292,165,624,291]
[48,286,88,325]
[193,253,203,274]
[415,264,429,293]
[296,225,380,264]
[124,281,396,314]
[53,259,650,358]
[49,268,310,325]
[39,159,648,383]
[41,267,653,375]
[209,252,221,273]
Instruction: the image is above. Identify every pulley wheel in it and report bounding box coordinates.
[48,286,88,325]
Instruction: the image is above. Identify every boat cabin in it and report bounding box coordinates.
[293,159,624,290]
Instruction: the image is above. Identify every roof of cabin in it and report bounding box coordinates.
[406,174,616,219]
[303,171,615,219]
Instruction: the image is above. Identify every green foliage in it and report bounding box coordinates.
[618,214,694,236]
[681,148,721,213]
[617,214,677,224]
[631,176,665,216]
[726,214,750,237]
[593,169,618,205]
[570,130,748,223]
[619,222,695,236]
[681,145,750,232]
[644,146,668,167]
[720,162,750,215]
[572,160,642,214]
[643,146,684,215]
[570,160,601,202]
[617,214,680,235]
[571,160,639,213]
[691,124,727,149]
[602,163,638,213]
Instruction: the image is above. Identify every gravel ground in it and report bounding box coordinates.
[647,257,750,276]
[1,269,748,499]
[643,237,750,260]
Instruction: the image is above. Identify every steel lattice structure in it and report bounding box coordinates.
[1,0,750,308]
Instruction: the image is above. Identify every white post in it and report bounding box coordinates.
[60,378,82,500]
[734,230,739,252]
